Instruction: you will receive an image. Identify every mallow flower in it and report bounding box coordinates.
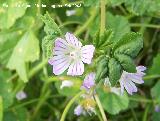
[48,32,95,76]
[74,72,96,116]
[119,66,146,95]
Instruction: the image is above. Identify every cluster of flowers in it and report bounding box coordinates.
[48,32,146,116]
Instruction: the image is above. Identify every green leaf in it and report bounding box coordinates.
[95,56,109,81]
[107,12,130,42]
[0,0,27,29]
[115,54,136,73]
[108,0,126,6]
[108,58,122,86]
[0,70,14,110]
[83,0,99,7]
[152,111,160,121]
[125,0,160,16]
[3,107,27,121]
[0,97,3,121]
[0,29,22,65]
[7,31,40,82]
[93,29,114,49]
[41,12,62,58]
[148,54,160,75]
[41,12,61,36]
[151,81,160,102]
[97,87,129,115]
[113,32,143,58]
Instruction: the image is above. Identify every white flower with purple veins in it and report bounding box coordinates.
[81,73,95,90]
[48,32,95,76]
[119,66,146,95]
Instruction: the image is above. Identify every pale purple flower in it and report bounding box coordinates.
[48,32,95,76]
[60,80,73,89]
[16,91,27,100]
[74,105,83,116]
[119,66,146,95]
[81,73,95,90]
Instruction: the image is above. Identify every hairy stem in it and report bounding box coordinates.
[95,95,107,121]
[100,0,106,35]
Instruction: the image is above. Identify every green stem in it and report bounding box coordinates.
[142,105,150,121]
[46,75,82,83]
[100,0,106,35]
[60,91,84,121]
[29,59,48,78]
[37,0,41,15]
[130,23,160,29]
[95,95,107,121]
[74,8,97,36]
[129,97,157,103]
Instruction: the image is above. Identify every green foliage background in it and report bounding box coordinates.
[0,0,160,121]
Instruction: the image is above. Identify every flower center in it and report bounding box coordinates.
[69,50,81,60]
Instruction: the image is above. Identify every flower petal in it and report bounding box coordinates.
[81,45,95,64]
[65,32,82,48]
[82,73,95,89]
[136,66,146,72]
[130,74,144,84]
[67,61,84,76]
[52,56,71,75]
[129,81,138,93]
[124,81,134,95]
[55,38,68,49]
[74,105,83,116]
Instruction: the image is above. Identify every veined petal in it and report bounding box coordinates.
[53,57,71,75]
[55,38,68,49]
[82,73,95,89]
[65,32,82,48]
[81,45,95,64]
[130,74,144,84]
[67,61,84,76]
[48,55,66,65]
[129,81,138,93]
[124,81,134,95]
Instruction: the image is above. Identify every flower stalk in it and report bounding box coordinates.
[95,95,107,121]
[60,91,85,121]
